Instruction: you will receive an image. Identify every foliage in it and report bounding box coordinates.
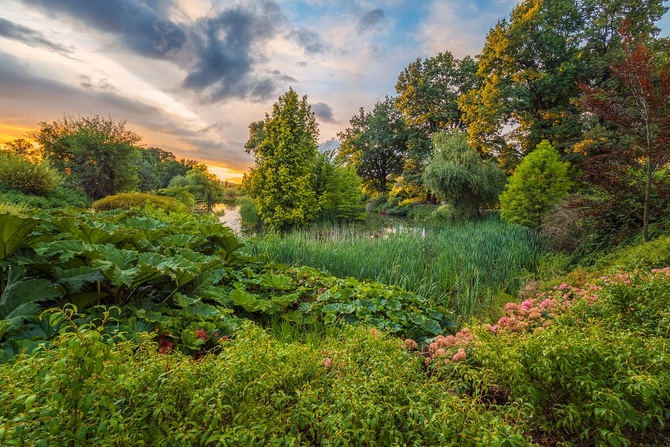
[423,131,506,220]
[0,322,536,446]
[0,152,61,196]
[238,196,260,228]
[91,192,190,213]
[460,0,667,165]
[32,115,142,199]
[337,97,408,194]
[314,152,365,222]
[0,138,42,162]
[395,51,479,134]
[0,186,91,210]
[244,88,321,231]
[500,141,572,228]
[168,167,226,212]
[246,217,545,323]
[578,33,670,242]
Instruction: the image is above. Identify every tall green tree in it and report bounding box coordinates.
[32,115,141,199]
[461,0,585,164]
[314,151,364,221]
[500,140,572,228]
[244,88,321,231]
[395,52,480,197]
[337,97,408,194]
[423,131,506,220]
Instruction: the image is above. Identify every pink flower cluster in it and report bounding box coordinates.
[423,328,473,366]
[485,283,601,335]
[651,267,670,275]
[600,272,632,286]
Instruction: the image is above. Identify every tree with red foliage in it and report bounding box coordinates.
[579,33,670,242]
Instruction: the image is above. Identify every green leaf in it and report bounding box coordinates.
[259,273,294,290]
[0,266,62,320]
[0,213,41,260]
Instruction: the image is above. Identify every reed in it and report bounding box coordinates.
[244,217,546,322]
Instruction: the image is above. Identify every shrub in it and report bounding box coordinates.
[91,192,189,213]
[239,196,259,228]
[500,140,572,228]
[0,152,61,195]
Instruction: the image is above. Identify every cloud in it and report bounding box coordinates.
[181,1,290,102]
[0,17,74,55]
[312,102,335,123]
[358,9,385,34]
[20,0,186,58]
[318,137,339,154]
[290,28,326,54]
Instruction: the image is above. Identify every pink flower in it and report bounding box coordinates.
[324,357,332,370]
[498,316,511,326]
[435,348,447,357]
[452,348,466,362]
[559,283,568,291]
[520,299,534,310]
[504,302,518,313]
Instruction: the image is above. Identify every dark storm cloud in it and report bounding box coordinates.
[182,1,290,102]
[290,28,325,54]
[358,9,385,34]
[20,0,186,57]
[312,102,335,123]
[0,17,73,55]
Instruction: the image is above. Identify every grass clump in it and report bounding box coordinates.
[246,217,545,322]
[92,192,190,213]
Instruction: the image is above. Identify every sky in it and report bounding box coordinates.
[0,1,668,182]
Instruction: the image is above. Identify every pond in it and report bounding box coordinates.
[216,204,242,234]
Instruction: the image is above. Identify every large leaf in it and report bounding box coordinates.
[53,266,106,294]
[0,213,41,260]
[0,266,62,320]
[229,288,276,313]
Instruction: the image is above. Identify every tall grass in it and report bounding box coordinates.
[244,217,546,322]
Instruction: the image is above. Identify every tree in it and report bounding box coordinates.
[578,33,670,242]
[168,166,226,212]
[423,131,506,220]
[337,97,408,194]
[314,151,364,221]
[1,138,42,162]
[500,140,572,228]
[395,52,479,134]
[461,0,585,162]
[32,115,141,199]
[461,0,667,167]
[244,88,321,231]
[395,52,480,198]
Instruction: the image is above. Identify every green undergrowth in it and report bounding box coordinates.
[0,207,450,360]
[244,217,545,322]
[1,207,670,446]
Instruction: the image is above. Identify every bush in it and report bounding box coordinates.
[239,196,259,228]
[500,141,572,228]
[91,192,189,213]
[0,152,61,195]
[0,185,91,209]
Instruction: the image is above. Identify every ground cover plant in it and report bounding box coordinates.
[245,216,545,322]
[0,207,450,360]
[1,243,670,446]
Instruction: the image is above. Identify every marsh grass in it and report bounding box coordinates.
[245,217,546,322]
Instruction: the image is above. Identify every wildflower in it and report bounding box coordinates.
[520,299,533,310]
[559,283,568,291]
[452,348,466,362]
[435,348,447,357]
[324,357,332,370]
[369,328,380,337]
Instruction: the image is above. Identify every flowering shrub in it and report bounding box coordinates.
[484,283,600,335]
[421,328,474,367]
